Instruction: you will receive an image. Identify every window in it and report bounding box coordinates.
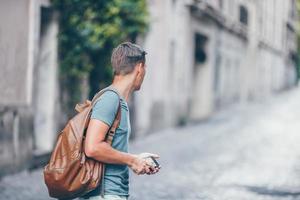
[194,33,208,64]
[239,5,248,25]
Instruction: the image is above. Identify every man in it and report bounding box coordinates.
[82,42,160,200]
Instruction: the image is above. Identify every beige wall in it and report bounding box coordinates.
[135,0,298,136]
[0,0,31,106]
[0,0,59,176]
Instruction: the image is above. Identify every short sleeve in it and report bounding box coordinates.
[91,91,120,127]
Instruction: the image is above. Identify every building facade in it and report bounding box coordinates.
[134,0,298,136]
[0,0,60,175]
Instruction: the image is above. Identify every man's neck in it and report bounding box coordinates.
[111,76,135,102]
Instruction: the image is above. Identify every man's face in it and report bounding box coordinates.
[134,62,146,91]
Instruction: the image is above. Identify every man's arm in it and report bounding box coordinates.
[84,119,153,175]
[84,119,134,165]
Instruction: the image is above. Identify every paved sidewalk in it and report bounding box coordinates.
[130,87,300,200]
[1,87,300,200]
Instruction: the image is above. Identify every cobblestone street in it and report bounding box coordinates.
[1,87,300,200]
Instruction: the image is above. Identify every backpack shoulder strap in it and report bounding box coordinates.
[106,104,121,145]
[91,87,122,145]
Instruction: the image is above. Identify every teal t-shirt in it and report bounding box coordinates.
[85,88,131,197]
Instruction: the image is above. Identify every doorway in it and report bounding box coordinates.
[189,33,214,121]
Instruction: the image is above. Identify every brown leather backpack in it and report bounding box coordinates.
[43,88,121,199]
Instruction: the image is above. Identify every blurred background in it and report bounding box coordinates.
[1,0,300,199]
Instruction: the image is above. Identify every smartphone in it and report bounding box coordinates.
[150,156,160,168]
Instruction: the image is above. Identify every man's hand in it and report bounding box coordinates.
[137,153,161,175]
[129,153,160,175]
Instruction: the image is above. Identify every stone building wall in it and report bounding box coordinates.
[0,0,60,176]
[134,0,298,136]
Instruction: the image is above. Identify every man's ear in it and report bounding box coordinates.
[136,62,143,74]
